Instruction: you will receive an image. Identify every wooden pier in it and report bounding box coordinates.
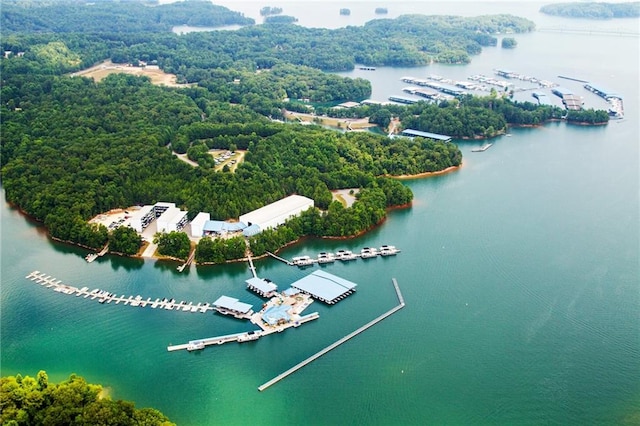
[258,277,405,391]
[85,244,109,263]
[26,271,216,313]
[177,249,196,272]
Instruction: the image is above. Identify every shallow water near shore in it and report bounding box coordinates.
[2,2,639,425]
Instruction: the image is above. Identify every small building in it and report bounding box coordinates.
[212,295,254,318]
[246,277,278,297]
[190,212,210,237]
[400,129,452,142]
[239,195,314,233]
[291,270,357,304]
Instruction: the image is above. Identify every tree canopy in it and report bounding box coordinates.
[540,2,640,19]
[0,371,174,426]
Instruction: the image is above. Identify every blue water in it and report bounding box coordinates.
[2,2,639,425]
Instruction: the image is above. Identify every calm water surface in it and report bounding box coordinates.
[2,2,639,425]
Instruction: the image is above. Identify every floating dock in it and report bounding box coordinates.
[275,245,401,267]
[25,271,216,313]
[471,143,493,152]
[258,277,405,391]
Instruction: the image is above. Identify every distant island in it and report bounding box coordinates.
[501,37,518,48]
[340,8,351,16]
[540,2,640,19]
[375,7,389,14]
[260,6,283,16]
[264,15,298,24]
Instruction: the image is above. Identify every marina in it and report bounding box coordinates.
[26,271,217,313]
[583,83,624,118]
[257,277,405,391]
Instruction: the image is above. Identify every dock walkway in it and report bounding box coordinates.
[258,277,405,391]
[26,271,215,314]
[266,251,293,265]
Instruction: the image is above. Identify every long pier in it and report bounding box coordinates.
[26,271,216,313]
[258,278,405,391]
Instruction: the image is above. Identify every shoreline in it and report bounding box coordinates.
[387,163,462,180]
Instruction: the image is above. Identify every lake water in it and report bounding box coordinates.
[2,2,639,425]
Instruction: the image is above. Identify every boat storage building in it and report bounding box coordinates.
[239,195,314,233]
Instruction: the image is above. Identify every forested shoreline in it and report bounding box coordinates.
[0,0,606,262]
[0,371,174,425]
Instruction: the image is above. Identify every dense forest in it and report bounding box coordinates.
[1,0,604,258]
[540,2,640,19]
[0,371,174,425]
[1,1,535,70]
[0,67,456,250]
[0,0,254,33]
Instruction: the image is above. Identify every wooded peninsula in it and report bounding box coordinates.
[0,371,174,425]
[0,0,609,262]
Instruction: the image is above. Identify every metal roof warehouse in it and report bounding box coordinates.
[239,195,314,233]
[291,270,357,304]
[400,129,452,142]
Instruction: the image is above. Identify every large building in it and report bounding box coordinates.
[156,206,188,233]
[129,205,155,233]
[239,195,314,234]
[129,202,179,233]
[190,212,210,238]
[291,270,357,304]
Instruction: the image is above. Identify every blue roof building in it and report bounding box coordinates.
[262,304,291,326]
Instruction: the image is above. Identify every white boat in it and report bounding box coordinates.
[360,247,378,258]
[379,245,400,256]
[317,252,335,263]
[292,255,315,266]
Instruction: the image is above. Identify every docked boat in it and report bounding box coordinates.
[360,247,378,258]
[379,245,400,256]
[317,252,335,263]
[187,341,205,351]
[237,331,261,342]
[292,255,315,266]
[335,249,358,261]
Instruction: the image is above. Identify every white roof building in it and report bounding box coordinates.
[190,212,210,237]
[239,195,314,232]
[129,205,155,233]
[157,206,188,233]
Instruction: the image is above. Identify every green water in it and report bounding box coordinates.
[2,2,639,425]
